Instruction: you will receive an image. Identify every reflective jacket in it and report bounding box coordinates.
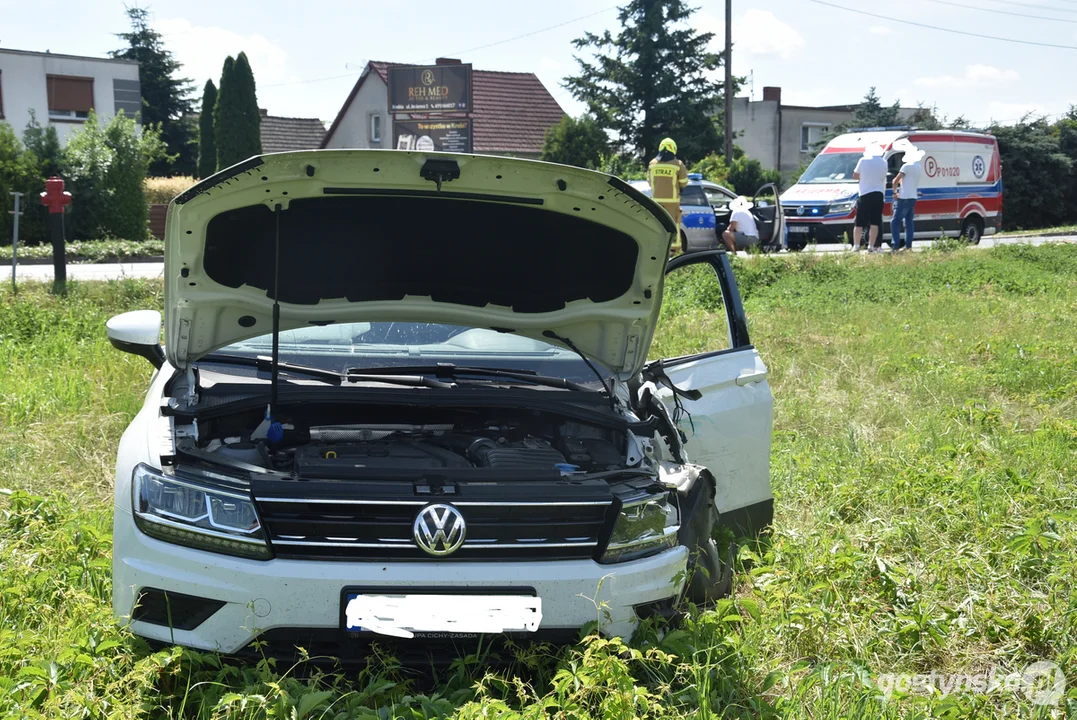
[648,156,689,203]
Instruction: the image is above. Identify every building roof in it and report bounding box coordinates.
[260,113,327,153]
[0,46,139,65]
[321,60,566,154]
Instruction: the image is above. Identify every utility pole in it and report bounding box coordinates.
[724,0,733,161]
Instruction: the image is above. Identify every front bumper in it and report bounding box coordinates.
[113,508,688,654]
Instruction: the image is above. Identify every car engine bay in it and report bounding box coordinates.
[180,404,640,479]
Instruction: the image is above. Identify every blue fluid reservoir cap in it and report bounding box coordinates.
[554,463,581,474]
[266,421,284,444]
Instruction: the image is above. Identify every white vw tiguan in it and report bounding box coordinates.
[107,150,773,660]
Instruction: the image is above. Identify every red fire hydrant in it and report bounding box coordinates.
[40,176,72,294]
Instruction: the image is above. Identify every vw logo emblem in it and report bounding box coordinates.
[413,504,466,556]
[796,206,805,216]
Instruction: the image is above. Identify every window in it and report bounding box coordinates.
[680,185,709,207]
[47,75,94,120]
[370,114,382,143]
[703,186,733,209]
[800,123,830,152]
[650,261,731,360]
[0,70,4,118]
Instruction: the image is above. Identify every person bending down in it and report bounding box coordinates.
[722,196,760,253]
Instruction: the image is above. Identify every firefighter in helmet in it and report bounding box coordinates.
[647,137,689,227]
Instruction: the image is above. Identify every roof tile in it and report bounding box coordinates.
[261,115,327,153]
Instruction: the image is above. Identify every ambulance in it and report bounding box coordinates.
[780,129,1002,250]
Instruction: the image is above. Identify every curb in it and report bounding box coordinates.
[12,255,165,265]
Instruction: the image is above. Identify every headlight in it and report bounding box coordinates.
[600,492,679,563]
[831,200,856,214]
[132,464,271,560]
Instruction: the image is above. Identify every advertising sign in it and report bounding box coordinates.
[388,64,472,113]
[393,119,473,153]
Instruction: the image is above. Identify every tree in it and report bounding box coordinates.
[851,87,903,128]
[689,153,730,186]
[214,53,262,170]
[197,80,218,178]
[725,156,781,195]
[540,115,610,169]
[64,111,166,240]
[111,6,196,175]
[564,0,726,165]
[990,117,1072,230]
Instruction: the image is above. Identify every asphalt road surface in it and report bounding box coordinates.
[7,234,1076,283]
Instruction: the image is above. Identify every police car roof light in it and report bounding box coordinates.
[687,173,703,181]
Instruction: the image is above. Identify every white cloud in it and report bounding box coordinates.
[695,9,805,60]
[868,25,891,35]
[156,18,294,97]
[914,64,1019,89]
[986,101,1049,122]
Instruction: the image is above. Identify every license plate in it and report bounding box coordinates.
[342,591,542,638]
[788,225,810,233]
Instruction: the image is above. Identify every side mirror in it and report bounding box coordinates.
[106,310,164,368]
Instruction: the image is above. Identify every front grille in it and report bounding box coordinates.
[784,204,829,217]
[257,497,614,560]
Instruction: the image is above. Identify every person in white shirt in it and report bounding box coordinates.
[722,196,760,252]
[890,144,925,251]
[852,143,887,252]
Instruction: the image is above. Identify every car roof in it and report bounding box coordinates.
[629,177,734,197]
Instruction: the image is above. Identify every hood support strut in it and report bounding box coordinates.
[252,203,284,444]
[270,203,282,412]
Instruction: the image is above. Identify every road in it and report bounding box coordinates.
[7,234,1076,283]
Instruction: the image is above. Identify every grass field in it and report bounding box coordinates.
[0,245,1074,718]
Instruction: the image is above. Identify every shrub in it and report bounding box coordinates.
[689,153,730,186]
[63,111,166,240]
[726,155,782,196]
[540,114,609,170]
[0,122,37,244]
[145,176,195,204]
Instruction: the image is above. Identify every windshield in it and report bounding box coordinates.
[799,152,862,184]
[205,322,614,384]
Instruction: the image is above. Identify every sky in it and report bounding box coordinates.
[1,0,1075,129]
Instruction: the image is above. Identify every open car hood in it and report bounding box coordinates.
[164,150,677,378]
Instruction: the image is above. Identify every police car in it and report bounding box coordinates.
[632,174,784,253]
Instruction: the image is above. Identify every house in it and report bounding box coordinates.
[321,59,565,157]
[732,86,918,179]
[0,47,140,144]
[259,108,327,153]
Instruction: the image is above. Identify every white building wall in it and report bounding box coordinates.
[323,72,389,149]
[731,96,779,170]
[0,49,140,145]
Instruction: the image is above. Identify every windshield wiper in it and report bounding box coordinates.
[199,353,344,384]
[346,363,597,393]
[199,354,454,389]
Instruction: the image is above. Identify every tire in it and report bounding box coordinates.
[787,238,807,252]
[961,216,984,245]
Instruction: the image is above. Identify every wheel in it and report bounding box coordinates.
[787,238,807,252]
[961,216,984,245]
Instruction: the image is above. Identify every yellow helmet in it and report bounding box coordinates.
[658,137,677,155]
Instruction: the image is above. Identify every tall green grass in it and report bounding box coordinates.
[0,245,1074,718]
